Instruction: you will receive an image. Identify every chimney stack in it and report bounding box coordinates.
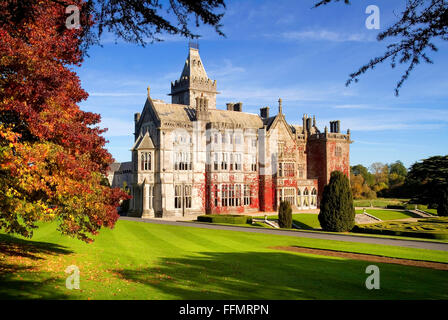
[260,106,270,119]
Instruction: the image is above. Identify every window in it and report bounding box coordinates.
[251,139,257,148]
[251,155,257,171]
[174,185,182,209]
[283,188,295,206]
[335,146,342,157]
[244,185,251,206]
[298,164,304,178]
[278,162,294,177]
[214,153,219,171]
[214,184,218,207]
[184,185,192,208]
[221,184,228,207]
[297,189,302,207]
[141,152,151,171]
[174,185,192,209]
[230,154,234,171]
[221,184,241,207]
[285,163,294,177]
[311,188,317,207]
[278,143,284,156]
[303,188,309,207]
[174,152,192,170]
[235,134,241,144]
[234,154,242,171]
[148,185,153,209]
[214,133,219,144]
[235,184,241,206]
[221,153,228,170]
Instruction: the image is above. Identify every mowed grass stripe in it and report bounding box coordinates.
[2,220,448,300]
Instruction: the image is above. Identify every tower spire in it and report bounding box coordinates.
[170,45,218,108]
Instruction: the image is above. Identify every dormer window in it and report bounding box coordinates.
[141,152,151,171]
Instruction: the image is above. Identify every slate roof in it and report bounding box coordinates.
[150,100,263,128]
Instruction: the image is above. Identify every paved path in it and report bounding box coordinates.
[120,216,448,252]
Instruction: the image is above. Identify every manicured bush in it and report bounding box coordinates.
[197,214,252,225]
[319,171,356,232]
[278,201,292,228]
[437,189,448,216]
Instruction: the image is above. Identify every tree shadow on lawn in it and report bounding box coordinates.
[0,234,73,299]
[112,250,448,300]
[292,220,319,230]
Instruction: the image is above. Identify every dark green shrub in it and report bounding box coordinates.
[438,189,448,216]
[197,214,252,224]
[386,205,405,209]
[278,201,292,228]
[318,171,356,232]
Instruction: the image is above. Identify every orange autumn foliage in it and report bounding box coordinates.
[0,1,129,242]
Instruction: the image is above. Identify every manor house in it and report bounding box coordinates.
[109,45,352,218]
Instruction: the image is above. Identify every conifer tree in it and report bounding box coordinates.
[438,188,448,217]
[318,171,356,232]
[278,201,292,229]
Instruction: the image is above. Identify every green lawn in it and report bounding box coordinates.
[355,209,419,221]
[261,214,321,230]
[424,208,438,215]
[1,220,447,300]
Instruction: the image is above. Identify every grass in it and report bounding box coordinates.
[424,208,438,215]
[259,214,321,230]
[1,220,448,300]
[355,209,419,221]
[353,198,409,208]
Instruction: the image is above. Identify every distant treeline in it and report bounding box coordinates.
[350,155,448,208]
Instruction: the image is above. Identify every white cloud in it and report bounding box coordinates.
[281,30,374,42]
[208,59,246,79]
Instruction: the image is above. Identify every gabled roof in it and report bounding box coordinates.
[265,112,297,142]
[131,132,154,151]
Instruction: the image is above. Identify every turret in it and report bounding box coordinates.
[169,44,218,108]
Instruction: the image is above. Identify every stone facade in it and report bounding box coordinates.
[114,46,352,218]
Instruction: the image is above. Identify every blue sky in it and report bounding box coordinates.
[76,0,448,169]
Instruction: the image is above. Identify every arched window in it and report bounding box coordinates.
[311,188,317,207]
[141,152,151,171]
[297,189,302,207]
[303,188,309,207]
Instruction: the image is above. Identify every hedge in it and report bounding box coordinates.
[353,219,448,240]
[197,214,253,225]
[386,205,405,209]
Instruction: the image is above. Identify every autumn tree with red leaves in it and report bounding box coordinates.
[0,1,127,242]
[0,0,226,242]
